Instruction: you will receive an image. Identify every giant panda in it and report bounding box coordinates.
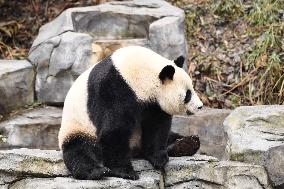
[58,46,203,180]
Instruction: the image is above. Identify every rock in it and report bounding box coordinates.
[165,156,271,189]
[0,172,18,185]
[0,149,68,177]
[9,171,161,189]
[0,149,161,189]
[0,60,34,115]
[10,172,160,189]
[169,181,221,189]
[172,108,231,159]
[224,105,284,187]
[149,16,188,70]
[28,0,187,104]
[0,106,62,150]
[224,105,284,162]
[264,145,284,187]
[0,149,273,188]
[29,32,94,104]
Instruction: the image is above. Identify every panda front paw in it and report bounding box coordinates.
[167,135,200,157]
[109,167,139,180]
[146,150,169,170]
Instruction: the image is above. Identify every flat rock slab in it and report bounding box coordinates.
[0,106,62,149]
[165,156,271,189]
[0,60,34,115]
[9,172,161,189]
[0,149,272,188]
[28,0,187,104]
[224,105,284,187]
[172,108,231,159]
[0,149,68,177]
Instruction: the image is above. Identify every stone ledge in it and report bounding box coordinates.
[0,149,272,189]
[0,149,68,177]
[0,106,62,149]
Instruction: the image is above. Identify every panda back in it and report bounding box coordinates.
[59,65,97,148]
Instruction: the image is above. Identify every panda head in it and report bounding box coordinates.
[157,56,203,115]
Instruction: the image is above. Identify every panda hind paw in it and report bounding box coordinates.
[88,167,110,180]
[146,150,169,170]
[109,167,139,180]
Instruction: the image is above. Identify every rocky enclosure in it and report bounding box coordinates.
[0,0,284,188]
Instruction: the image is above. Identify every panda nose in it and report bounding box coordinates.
[197,106,203,110]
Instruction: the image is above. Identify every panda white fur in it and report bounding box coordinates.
[58,46,203,180]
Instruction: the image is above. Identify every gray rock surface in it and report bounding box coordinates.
[149,16,188,70]
[165,156,271,189]
[0,60,34,115]
[0,149,68,177]
[0,106,62,149]
[0,172,18,185]
[264,145,284,187]
[28,0,188,104]
[172,108,231,159]
[224,105,284,187]
[0,149,161,188]
[0,149,273,188]
[29,32,93,104]
[9,172,161,189]
[224,106,284,160]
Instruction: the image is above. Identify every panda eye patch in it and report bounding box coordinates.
[184,90,192,103]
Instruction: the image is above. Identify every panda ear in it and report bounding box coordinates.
[174,56,185,68]
[159,65,175,83]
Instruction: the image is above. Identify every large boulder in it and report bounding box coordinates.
[0,106,62,150]
[0,149,272,188]
[172,108,231,159]
[224,105,284,187]
[0,60,34,116]
[28,0,188,104]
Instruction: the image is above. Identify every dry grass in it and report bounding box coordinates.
[169,0,284,108]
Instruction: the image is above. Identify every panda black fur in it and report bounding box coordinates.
[58,46,203,180]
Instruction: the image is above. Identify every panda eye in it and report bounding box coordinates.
[184,90,192,103]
